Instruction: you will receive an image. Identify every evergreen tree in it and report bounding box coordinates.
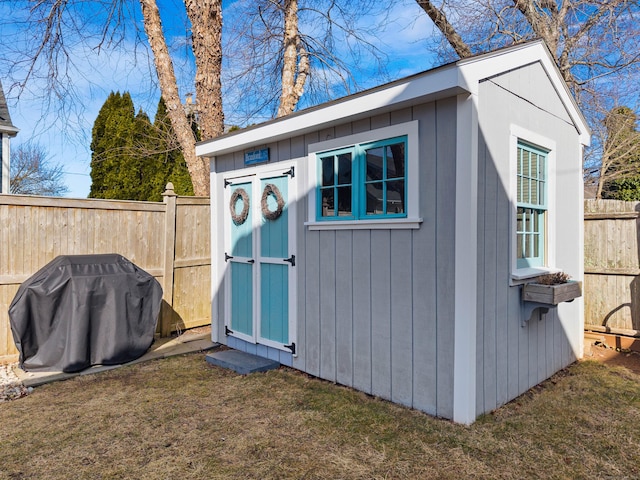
[90,92,195,201]
[89,92,138,199]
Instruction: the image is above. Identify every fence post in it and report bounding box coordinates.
[161,183,178,336]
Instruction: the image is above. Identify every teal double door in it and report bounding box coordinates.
[224,167,296,354]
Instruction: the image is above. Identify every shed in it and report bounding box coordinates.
[196,40,590,424]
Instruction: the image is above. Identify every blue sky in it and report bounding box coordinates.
[1,0,436,198]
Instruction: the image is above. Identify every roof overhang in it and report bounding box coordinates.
[196,40,590,158]
[0,125,19,137]
[196,64,468,158]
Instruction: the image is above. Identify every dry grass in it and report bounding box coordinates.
[1,354,640,479]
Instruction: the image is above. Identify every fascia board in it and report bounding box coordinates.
[0,125,19,136]
[196,66,465,158]
[458,41,591,146]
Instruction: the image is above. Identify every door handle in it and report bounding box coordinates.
[247,259,255,264]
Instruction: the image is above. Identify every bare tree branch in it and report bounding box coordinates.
[10,142,69,196]
[415,1,472,58]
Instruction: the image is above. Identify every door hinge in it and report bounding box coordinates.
[225,252,234,262]
[284,342,296,355]
[225,325,234,336]
[283,166,295,178]
[284,255,296,267]
[224,178,232,188]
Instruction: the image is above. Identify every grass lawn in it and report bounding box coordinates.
[1,353,639,479]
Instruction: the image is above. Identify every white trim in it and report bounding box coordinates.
[1,134,10,194]
[197,71,460,157]
[511,266,561,282]
[287,161,298,355]
[210,159,221,344]
[576,145,585,358]
[305,218,423,230]
[508,126,557,282]
[307,121,420,226]
[452,93,478,425]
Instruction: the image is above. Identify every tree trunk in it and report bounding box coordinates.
[415,0,472,58]
[512,0,576,89]
[139,0,210,196]
[184,0,224,142]
[277,0,309,117]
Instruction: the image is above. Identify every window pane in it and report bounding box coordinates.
[321,156,334,186]
[337,153,352,185]
[518,148,523,176]
[516,143,547,265]
[530,179,538,205]
[517,233,524,259]
[366,147,384,181]
[366,182,383,215]
[317,138,407,221]
[386,143,405,179]
[517,207,524,232]
[522,150,530,177]
[336,186,352,216]
[321,188,334,217]
[386,179,405,214]
[523,179,531,204]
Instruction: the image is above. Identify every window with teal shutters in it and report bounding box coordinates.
[516,142,547,268]
[316,136,407,221]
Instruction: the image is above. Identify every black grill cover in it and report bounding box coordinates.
[9,254,163,373]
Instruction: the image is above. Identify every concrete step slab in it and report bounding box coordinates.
[205,350,280,375]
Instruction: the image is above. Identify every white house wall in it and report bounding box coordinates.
[475,61,584,416]
[211,99,459,419]
[1,133,10,194]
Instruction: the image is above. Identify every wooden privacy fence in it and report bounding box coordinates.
[0,185,211,364]
[584,199,640,337]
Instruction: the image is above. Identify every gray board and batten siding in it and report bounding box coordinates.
[475,62,584,417]
[211,100,457,419]
[200,40,589,423]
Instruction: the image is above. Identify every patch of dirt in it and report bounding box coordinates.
[587,343,640,375]
[172,325,211,336]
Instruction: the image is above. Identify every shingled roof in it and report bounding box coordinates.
[0,81,19,136]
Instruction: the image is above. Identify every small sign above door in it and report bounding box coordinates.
[244,148,269,165]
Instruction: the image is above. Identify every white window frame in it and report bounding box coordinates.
[509,125,558,282]
[306,121,422,230]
